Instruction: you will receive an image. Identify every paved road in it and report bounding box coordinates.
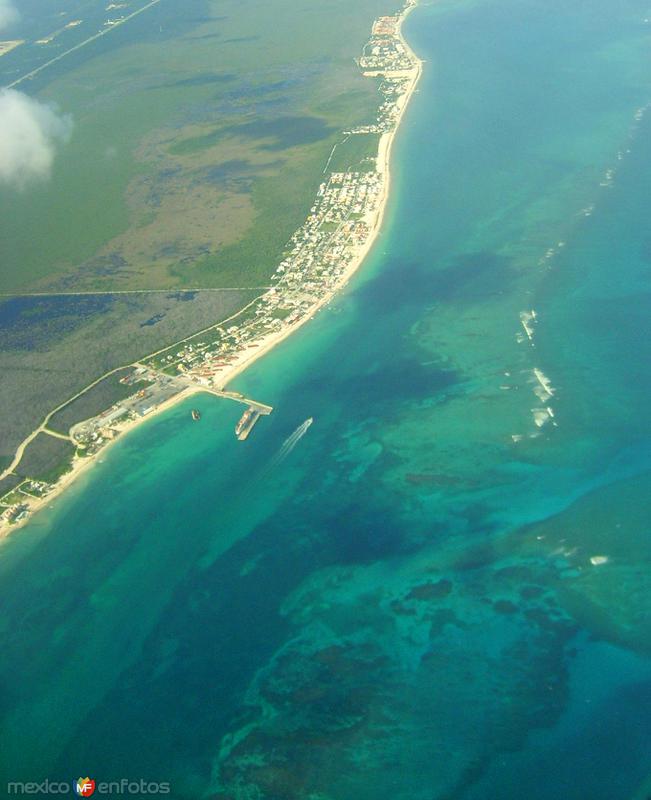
[0,288,272,298]
[4,0,162,91]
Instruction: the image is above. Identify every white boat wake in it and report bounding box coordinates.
[271,418,314,467]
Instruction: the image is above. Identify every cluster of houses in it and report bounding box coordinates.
[1,481,50,525]
[155,169,384,384]
[359,12,414,75]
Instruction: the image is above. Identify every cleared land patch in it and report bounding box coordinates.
[48,369,152,435]
[0,41,24,57]
[328,133,382,173]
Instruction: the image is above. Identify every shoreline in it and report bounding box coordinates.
[202,3,422,391]
[0,385,202,537]
[0,3,422,540]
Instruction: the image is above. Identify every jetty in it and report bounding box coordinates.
[205,389,273,414]
[198,387,272,440]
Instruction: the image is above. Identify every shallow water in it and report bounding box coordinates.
[1,0,651,797]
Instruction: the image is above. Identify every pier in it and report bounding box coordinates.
[197,386,272,440]
[206,389,273,415]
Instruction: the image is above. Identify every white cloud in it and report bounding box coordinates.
[0,89,73,189]
[0,0,19,30]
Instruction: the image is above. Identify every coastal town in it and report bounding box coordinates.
[142,4,419,387]
[0,0,421,532]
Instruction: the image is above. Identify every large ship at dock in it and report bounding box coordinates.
[235,408,253,436]
[235,406,262,440]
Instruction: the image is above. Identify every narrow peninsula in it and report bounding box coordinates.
[0,0,422,536]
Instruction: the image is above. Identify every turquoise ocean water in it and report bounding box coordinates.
[1,0,651,797]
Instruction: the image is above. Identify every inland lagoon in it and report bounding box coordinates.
[1,0,651,797]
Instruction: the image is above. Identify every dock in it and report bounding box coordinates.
[202,388,273,415]
[196,386,272,441]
